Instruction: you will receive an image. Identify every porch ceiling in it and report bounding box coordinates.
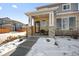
[32,14,49,19]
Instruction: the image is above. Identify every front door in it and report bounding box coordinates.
[35,21,40,33]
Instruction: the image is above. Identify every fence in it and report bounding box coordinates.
[0,28,11,33]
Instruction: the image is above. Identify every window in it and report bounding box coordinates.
[56,18,69,30]
[40,20,47,27]
[56,18,62,29]
[78,3,79,10]
[62,4,71,11]
[69,17,76,30]
[56,16,76,30]
[62,18,69,30]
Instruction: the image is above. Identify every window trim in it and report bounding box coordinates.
[78,3,79,10]
[56,16,77,30]
[62,4,71,11]
[56,18,62,29]
[69,16,77,30]
[62,17,69,30]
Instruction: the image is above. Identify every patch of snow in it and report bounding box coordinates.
[0,38,27,56]
[27,37,79,56]
[14,39,26,46]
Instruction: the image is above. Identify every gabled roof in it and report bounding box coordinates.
[36,3,62,10]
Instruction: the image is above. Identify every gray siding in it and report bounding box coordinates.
[55,3,78,13]
[71,3,78,11]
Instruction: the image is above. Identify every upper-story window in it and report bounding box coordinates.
[62,4,71,11]
[78,3,79,10]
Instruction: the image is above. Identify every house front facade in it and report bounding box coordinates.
[25,3,79,37]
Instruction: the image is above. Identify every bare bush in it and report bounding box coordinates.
[70,30,79,39]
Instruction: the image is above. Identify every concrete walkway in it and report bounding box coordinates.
[7,37,39,56]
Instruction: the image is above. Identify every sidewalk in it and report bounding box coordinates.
[9,37,39,56]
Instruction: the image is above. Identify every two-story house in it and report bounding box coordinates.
[25,3,79,37]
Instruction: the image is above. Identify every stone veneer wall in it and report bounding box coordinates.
[75,14,79,35]
[27,26,32,37]
[49,26,55,37]
[77,14,79,31]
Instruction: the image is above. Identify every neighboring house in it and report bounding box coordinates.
[13,23,22,31]
[0,17,26,33]
[14,23,26,32]
[0,19,5,28]
[26,3,79,37]
[2,24,15,31]
[18,24,27,32]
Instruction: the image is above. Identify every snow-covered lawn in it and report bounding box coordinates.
[0,31,26,55]
[0,38,26,56]
[0,32,26,44]
[27,37,79,56]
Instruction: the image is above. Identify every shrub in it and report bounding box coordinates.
[7,36,17,41]
[40,30,48,35]
[54,42,58,46]
[40,30,45,35]
[18,35,22,39]
[46,39,50,42]
[19,39,23,42]
[1,36,18,45]
[70,30,79,39]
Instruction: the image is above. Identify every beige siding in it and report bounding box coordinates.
[76,14,79,30]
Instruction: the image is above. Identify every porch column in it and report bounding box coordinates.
[28,16,32,37]
[49,11,55,37]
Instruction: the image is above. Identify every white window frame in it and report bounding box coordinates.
[40,20,48,27]
[69,16,77,30]
[62,4,71,11]
[78,3,79,10]
[56,16,76,30]
[62,17,69,30]
[56,18,62,29]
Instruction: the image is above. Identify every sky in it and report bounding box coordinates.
[0,3,48,24]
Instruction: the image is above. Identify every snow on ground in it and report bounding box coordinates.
[0,32,26,43]
[0,38,26,56]
[27,37,79,56]
[0,31,26,55]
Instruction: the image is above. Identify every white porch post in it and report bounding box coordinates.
[49,11,55,37]
[28,16,32,37]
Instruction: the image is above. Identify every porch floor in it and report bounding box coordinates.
[32,33,49,37]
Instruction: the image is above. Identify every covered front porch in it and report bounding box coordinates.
[26,7,58,37]
[30,14,49,36]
